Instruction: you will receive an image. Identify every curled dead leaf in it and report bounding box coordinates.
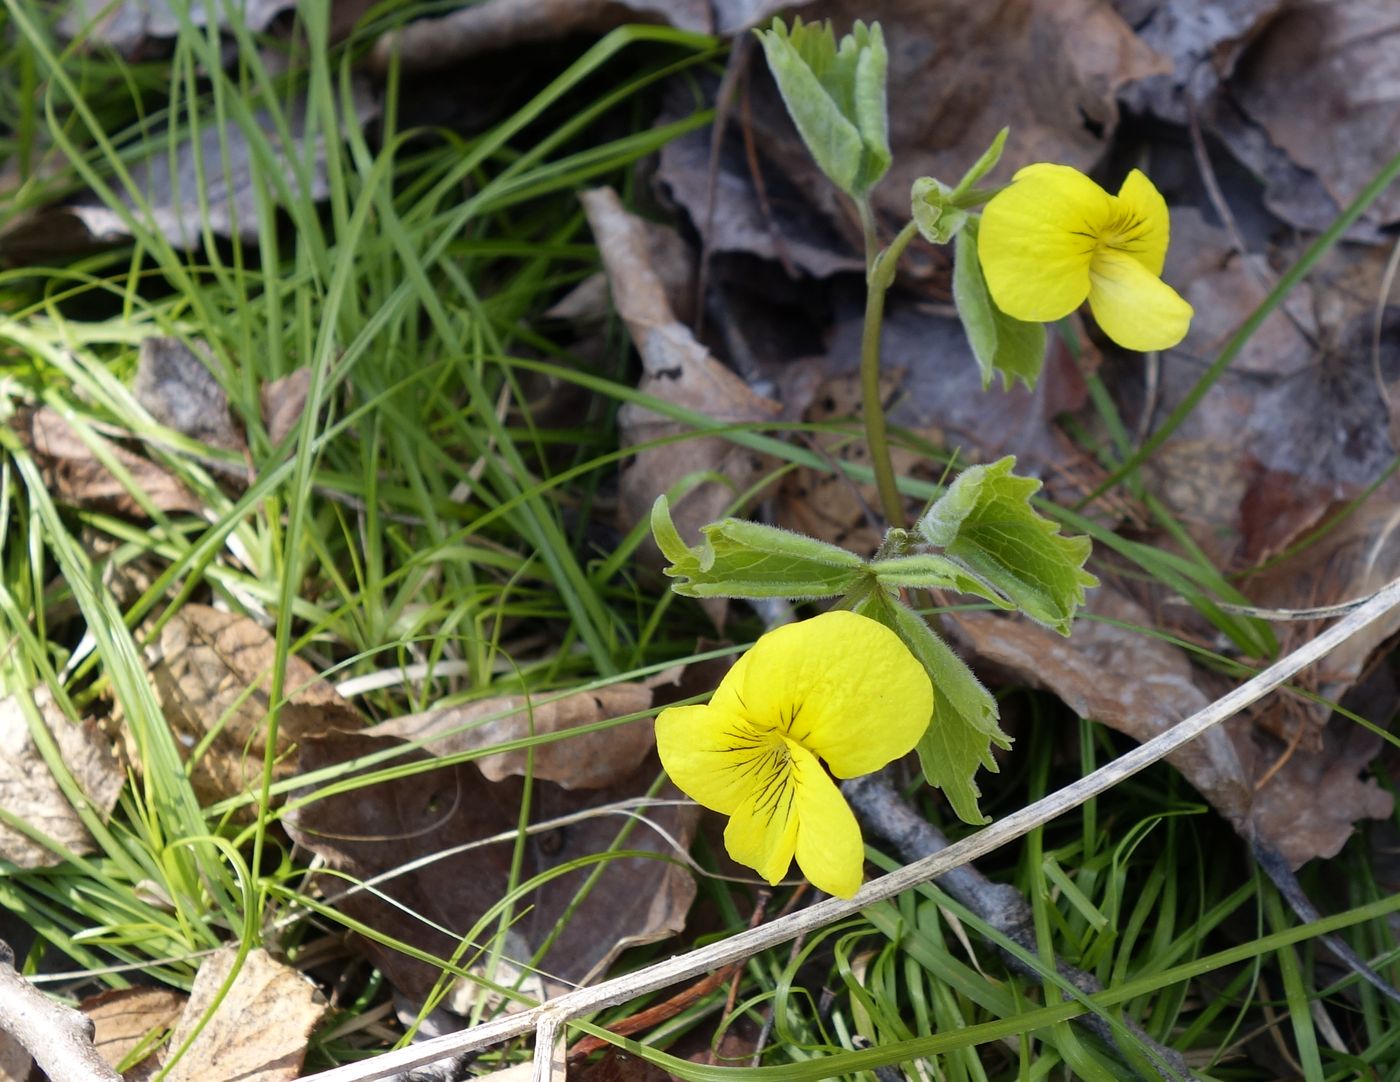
[140,604,360,810]
[370,683,657,790]
[80,987,186,1074]
[154,947,324,1082]
[0,691,124,869]
[582,186,781,623]
[14,406,201,517]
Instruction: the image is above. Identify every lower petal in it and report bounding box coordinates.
[724,765,799,885]
[1087,249,1193,352]
[788,740,865,899]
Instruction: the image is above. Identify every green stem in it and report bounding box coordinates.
[859,214,922,529]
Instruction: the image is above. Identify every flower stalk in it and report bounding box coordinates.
[859,213,921,528]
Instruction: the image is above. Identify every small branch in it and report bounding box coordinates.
[298,575,1400,1082]
[842,774,1194,1081]
[0,940,120,1082]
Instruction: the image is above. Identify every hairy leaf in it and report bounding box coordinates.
[918,456,1097,634]
[652,495,865,598]
[953,219,1047,390]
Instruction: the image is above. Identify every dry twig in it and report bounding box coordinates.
[0,940,120,1082]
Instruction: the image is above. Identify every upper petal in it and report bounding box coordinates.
[1110,169,1170,276]
[656,703,772,815]
[788,738,864,898]
[1087,249,1194,352]
[977,163,1109,322]
[725,610,933,779]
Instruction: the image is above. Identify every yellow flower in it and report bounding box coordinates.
[655,610,933,898]
[978,163,1193,352]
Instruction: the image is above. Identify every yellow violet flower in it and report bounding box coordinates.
[978,163,1193,352]
[656,610,933,898]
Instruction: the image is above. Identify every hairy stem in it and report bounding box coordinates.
[859,213,921,528]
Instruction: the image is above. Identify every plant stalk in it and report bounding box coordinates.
[858,213,921,529]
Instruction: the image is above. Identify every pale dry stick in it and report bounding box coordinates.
[0,941,120,1082]
[299,575,1400,1082]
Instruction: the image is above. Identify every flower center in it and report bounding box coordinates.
[1095,204,1150,258]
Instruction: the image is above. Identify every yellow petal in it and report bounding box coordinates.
[722,610,932,779]
[977,163,1109,322]
[723,746,799,885]
[721,737,865,896]
[1110,169,1170,276]
[655,704,773,815]
[788,739,864,898]
[1087,249,1193,352]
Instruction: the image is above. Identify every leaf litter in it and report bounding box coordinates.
[285,669,701,1005]
[12,0,1400,1072]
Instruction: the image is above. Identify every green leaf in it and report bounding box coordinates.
[953,218,1047,389]
[917,456,1097,634]
[851,587,1007,825]
[651,495,866,599]
[755,17,890,198]
[910,177,969,245]
[867,554,1012,611]
[950,126,1007,199]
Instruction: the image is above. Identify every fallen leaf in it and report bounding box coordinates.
[1115,0,1282,123]
[546,219,698,328]
[1133,212,1394,566]
[134,337,245,454]
[15,405,201,517]
[155,947,324,1082]
[656,114,864,280]
[10,81,377,251]
[0,691,124,869]
[1232,1,1400,227]
[285,730,698,1003]
[80,987,186,1073]
[140,604,360,809]
[59,0,301,56]
[259,367,312,448]
[950,585,1394,868]
[369,0,710,73]
[371,683,657,790]
[582,186,781,623]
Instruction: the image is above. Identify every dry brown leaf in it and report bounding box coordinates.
[155,947,324,1082]
[1232,1,1400,228]
[656,118,864,280]
[371,683,657,790]
[950,586,1394,868]
[80,987,186,1073]
[140,604,360,808]
[582,186,781,622]
[370,0,709,72]
[134,337,245,454]
[0,691,124,869]
[285,730,698,1003]
[1116,0,1282,123]
[259,367,312,448]
[15,405,201,517]
[1135,212,1395,566]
